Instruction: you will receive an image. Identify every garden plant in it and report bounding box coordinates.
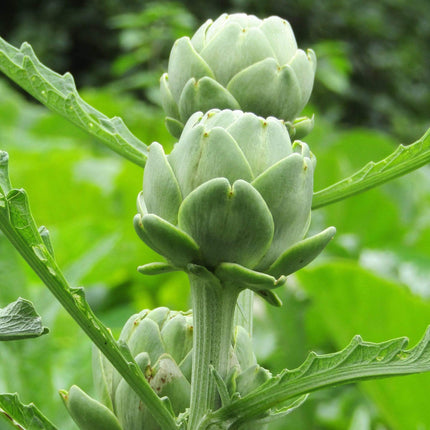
[1,11,430,430]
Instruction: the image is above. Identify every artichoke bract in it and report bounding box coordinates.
[161,13,317,138]
[135,109,335,305]
[62,307,271,430]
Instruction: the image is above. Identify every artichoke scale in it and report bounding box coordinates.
[178,178,274,268]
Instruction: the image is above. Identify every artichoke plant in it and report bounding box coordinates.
[62,307,271,430]
[160,13,317,138]
[66,14,334,430]
[134,109,335,304]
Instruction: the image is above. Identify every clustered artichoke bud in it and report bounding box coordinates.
[161,13,317,139]
[61,307,271,430]
[134,109,335,305]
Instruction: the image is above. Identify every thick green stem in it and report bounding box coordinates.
[234,290,253,336]
[188,267,239,429]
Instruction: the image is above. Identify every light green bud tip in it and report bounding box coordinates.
[161,13,316,138]
[60,385,122,430]
[135,110,335,304]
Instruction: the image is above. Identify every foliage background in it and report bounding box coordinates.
[1,1,430,429]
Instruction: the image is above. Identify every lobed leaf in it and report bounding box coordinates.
[0,298,48,341]
[0,38,148,167]
[204,326,430,428]
[0,152,177,430]
[312,127,430,208]
[0,393,57,430]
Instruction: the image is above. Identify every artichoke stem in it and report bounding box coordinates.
[188,270,239,429]
[234,289,254,336]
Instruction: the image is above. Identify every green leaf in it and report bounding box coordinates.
[298,261,430,429]
[210,365,231,407]
[0,152,12,194]
[255,394,308,426]
[0,38,148,167]
[37,226,54,257]
[204,325,430,428]
[0,153,178,430]
[0,298,48,341]
[234,364,271,398]
[312,127,430,209]
[7,189,43,247]
[253,289,283,307]
[0,393,57,429]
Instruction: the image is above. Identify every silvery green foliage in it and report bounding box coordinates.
[0,297,48,340]
[160,13,316,138]
[134,110,335,304]
[63,307,270,430]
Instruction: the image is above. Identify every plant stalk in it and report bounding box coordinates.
[188,267,239,429]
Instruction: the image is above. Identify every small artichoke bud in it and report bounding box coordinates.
[135,110,335,302]
[161,13,316,138]
[65,308,272,430]
[286,115,315,140]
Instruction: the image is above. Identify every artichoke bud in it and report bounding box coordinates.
[286,115,315,140]
[135,110,335,303]
[161,13,317,138]
[67,308,270,430]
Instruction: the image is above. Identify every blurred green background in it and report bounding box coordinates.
[1,1,430,429]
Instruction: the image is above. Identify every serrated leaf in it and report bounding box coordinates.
[0,153,177,430]
[204,326,430,428]
[0,298,49,341]
[0,38,148,167]
[7,189,43,247]
[37,226,54,257]
[0,152,12,194]
[298,261,430,428]
[0,393,57,429]
[312,128,430,208]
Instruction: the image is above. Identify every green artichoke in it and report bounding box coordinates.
[62,307,271,430]
[160,13,317,138]
[135,109,335,304]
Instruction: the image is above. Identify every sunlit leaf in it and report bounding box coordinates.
[0,38,148,166]
[205,325,430,428]
[313,128,430,208]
